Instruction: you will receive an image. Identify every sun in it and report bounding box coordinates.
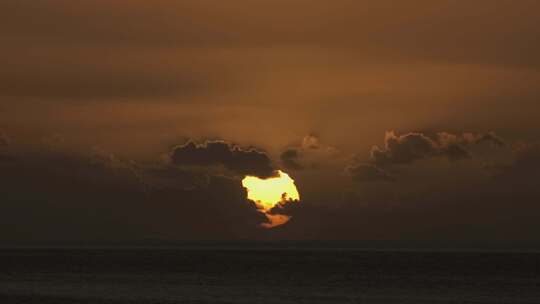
[242,170,300,210]
[242,170,300,227]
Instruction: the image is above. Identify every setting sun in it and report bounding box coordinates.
[242,170,300,227]
[242,170,300,210]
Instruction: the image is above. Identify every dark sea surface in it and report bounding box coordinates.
[1,246,540,303]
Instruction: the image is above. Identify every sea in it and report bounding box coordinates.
[1,242,540,303]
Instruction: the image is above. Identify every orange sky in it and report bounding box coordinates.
[1,1,540,241]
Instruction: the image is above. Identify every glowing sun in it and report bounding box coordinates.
[242,170,300,228]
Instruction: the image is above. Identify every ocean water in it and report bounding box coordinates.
[1,247,540,303]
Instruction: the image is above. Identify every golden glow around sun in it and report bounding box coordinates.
[242,170,300,210]
[242,170,300,228]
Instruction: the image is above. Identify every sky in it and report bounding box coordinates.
[1,0,540,242]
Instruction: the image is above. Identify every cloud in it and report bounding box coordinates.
[301,134,321,149]
[345,163,395,182]
[1,135,540,241]
[474,132,505,147]
[371,131,504,166]
[142,166,209,191]
[371,132,439,165]
[0,148,271,241]
[266,197,302,219]
[280,135,339,170]
[170,140,277,178]
[347,130,506,183]
[494,143,540,186]
[280,148,304,170]
[273,144,540,240]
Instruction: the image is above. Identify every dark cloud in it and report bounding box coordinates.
[0,151,145,241]
[346,163,395,182]
[170,140,277,178]
[142,166,209,191]
[267,200,302,218]
[494,144,540,186]
[371,131,504,166]
[280,148,304,170]
[0,149,270,241]
[272,146,540,240]
[475,132,505,147]
[371,132,441,165]
[1,137,540,241]
[143,173,270,237]
[346,131,505,183]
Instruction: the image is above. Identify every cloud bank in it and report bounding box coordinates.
[171,140,277,178]
[348,131,505,182]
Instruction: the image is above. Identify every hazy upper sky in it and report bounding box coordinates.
[1,1,540,241]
